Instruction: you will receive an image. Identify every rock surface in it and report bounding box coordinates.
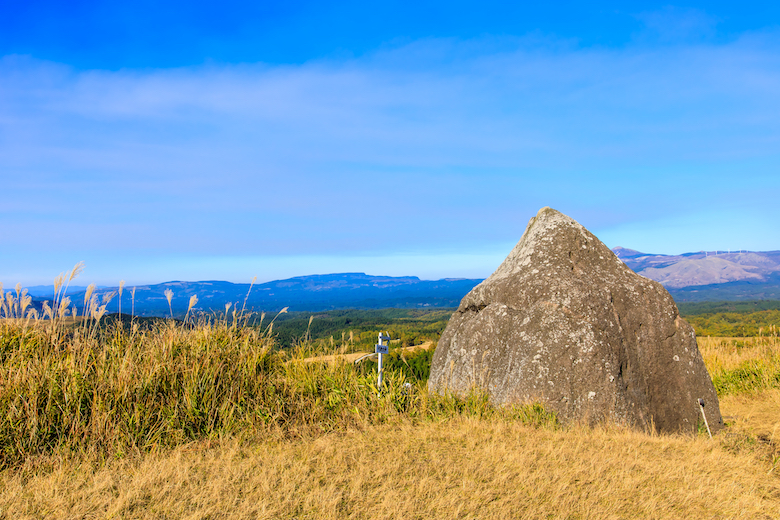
[428,207,723,434]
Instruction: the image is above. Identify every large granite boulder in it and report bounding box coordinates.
[429,207,723,434]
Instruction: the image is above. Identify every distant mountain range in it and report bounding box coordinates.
[28,274,482,316]
[613,248,780,302]
[22,249,780,316]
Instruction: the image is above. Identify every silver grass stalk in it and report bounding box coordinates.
[185,295,198,323]
[119,280,125,317]
[164,288,173,318]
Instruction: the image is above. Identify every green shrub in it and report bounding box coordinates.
[712,361,780,395]
[359,346,435,381]
[0,319,553,469]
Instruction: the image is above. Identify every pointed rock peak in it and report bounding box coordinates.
[525,206,585,238]
[430,207,722,435]
[533,205,573,221]
[464,207,628,310]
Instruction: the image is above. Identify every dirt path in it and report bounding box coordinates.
[300,341,434,364]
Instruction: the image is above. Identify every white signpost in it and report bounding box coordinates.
[375,332,390,393]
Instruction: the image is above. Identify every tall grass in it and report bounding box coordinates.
[699,334,780,395]
[0,305,553,470]
[3,275,780,517]
[12,268,780,472]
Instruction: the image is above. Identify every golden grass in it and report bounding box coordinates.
[699,335,780,372]
[2,417,779,519]
[698,336,780,395]
[720,389,780,453]
[1,312,541,469]
[2,266,780,519]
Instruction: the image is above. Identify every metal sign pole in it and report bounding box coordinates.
[378,345,383,390]
[376,332,390,394]
[698,398,712,439]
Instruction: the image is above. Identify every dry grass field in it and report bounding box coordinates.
[2,413,779,519]
[1,277,780,519]
[700,336,780,461]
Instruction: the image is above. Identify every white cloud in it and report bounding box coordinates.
[2,32,780,283]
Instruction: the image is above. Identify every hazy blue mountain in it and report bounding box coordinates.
[22,249,780,317]
[42,274,483,317]
[20,285,96,298]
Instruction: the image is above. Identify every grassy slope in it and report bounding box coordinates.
[700,336,780,395]
[2,415,779,519]
[256,302,780,348]
[267,308,453,349]
[2,317,780,517]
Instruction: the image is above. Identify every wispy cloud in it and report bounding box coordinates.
[2,32,780,283]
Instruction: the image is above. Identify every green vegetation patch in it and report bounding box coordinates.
[712,361,780,395]
[0,317,554,469]
[701,336,780,396]
[264,308,454,349]
[685,310,780,337]
[679,300,780,337]
[678,300,780,315]
[359,347,436,381]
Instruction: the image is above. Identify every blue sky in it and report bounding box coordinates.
[2,1,779,286]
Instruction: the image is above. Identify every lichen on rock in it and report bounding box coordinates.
[428,207,723,434]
